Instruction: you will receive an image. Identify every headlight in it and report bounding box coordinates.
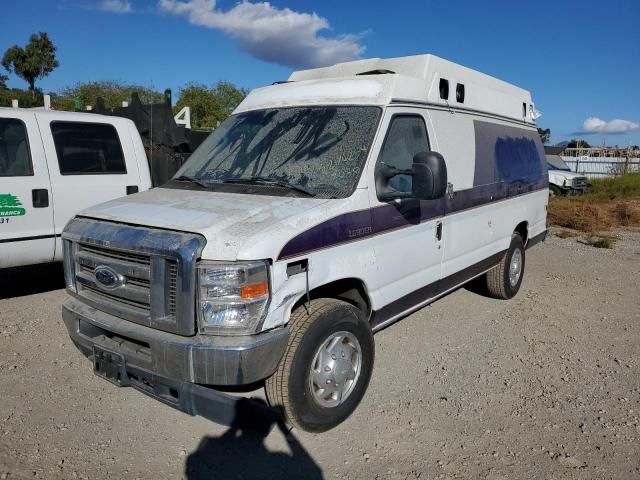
[197,260,270,335]
[63,240,77,292]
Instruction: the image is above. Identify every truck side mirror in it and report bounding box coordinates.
[411,151,447,200]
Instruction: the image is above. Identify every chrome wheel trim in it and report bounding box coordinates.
[309,331,362,408]
[509,248,523,287]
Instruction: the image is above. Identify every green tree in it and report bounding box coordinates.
[567,139,591,148]
[174,81,248,130]
[0,87,44,108]
[60,80,163,110]
[1,32,59,92]
[537,127,551,145]
[0,73,8,89]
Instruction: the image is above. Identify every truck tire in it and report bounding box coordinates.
[485,233,525,299]
[549,185,562,197]
[265,298,374,432]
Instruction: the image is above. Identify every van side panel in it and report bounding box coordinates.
[434,112,547,278]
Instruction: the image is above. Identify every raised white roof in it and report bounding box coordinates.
[234,54,536,124]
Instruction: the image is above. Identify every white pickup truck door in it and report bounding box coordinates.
[366,107,445,309]
[37,116,143,261]
[0,111,55,268]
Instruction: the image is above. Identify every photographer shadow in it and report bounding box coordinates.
[185,398,324,480]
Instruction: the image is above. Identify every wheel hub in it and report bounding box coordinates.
[309,331,362,408]
[509,248,522,287]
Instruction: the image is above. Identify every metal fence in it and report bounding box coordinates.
[560,148,640,178]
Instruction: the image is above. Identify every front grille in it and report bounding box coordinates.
[64,218,205,336]
[572,177,587,188]
[83,284,150,313]
[168,262,178,316]
[79,243,150,265]
[76,243,153,316]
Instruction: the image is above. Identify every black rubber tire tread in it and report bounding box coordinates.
[485,233,525,300]
[265,298,369,431]
[549,185,562,197]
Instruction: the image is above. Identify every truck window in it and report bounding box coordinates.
[377,115,429,193]
[51,121,127,175]
[0,118,33,177]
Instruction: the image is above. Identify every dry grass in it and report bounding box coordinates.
[548,198,640,232]
[578,234,619,249]
[548,173,640,233]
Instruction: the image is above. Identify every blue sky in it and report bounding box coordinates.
[2,0,639,145]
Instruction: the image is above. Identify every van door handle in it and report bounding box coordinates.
[436,221,443,241]
[32,189,49,208]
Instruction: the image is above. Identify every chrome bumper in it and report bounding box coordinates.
[62,296,289,386]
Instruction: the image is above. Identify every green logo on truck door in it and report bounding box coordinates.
[0,194,26,217]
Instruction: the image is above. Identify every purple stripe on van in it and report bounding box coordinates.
[277,176,546,260]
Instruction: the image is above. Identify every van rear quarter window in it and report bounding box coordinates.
[472,121,545,186]
[0,118,33,177]
[51,121,127,175]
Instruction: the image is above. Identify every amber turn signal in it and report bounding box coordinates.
[240,282,268,299]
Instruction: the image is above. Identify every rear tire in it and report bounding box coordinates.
[485,233,525,299]
[265,299,374,432]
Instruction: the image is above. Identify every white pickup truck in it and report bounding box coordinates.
[0,108,151,268]
[546,154,588,196]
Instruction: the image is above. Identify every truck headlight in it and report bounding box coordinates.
[63,240,78,293]
[197,261,270,335]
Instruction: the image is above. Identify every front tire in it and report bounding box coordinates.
[265,299,374,432]
[549,185,562,197]
[485,233,525,299]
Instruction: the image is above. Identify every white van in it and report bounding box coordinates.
[0,109,151,268]
[61,55,548,432]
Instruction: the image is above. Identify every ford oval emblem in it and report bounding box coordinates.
[94,266,124,289]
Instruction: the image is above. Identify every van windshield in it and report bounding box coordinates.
[174,106,381,198]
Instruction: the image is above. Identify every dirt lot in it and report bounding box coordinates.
[1,231,639,480]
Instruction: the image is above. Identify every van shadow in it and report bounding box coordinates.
[0,263,65,299]
[185,398,324,480]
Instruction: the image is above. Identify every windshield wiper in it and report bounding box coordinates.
[173,175,211,189]
[223,177,316,197]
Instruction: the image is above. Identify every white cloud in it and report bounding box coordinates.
[97,0,134,14]
[158,0,365,68]
[582,117,640,134]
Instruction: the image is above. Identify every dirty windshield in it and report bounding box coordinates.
[175,106,381,198]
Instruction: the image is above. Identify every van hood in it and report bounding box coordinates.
[79,187,333,261]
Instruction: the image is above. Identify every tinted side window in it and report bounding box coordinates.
[377,115,429,193]
[0,118,33,177]
[51,122,126,175]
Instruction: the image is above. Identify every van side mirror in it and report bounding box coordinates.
[411,151,447,200]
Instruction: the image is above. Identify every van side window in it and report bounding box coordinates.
[51,122,127,175]
[0,118,33,177]
[376,115,429,194]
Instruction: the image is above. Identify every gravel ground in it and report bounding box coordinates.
[1,230,639,480]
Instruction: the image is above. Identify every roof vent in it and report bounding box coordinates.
[356,69,396,76]
[439,79,449,100]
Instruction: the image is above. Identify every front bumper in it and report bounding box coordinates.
[62,296,289,386]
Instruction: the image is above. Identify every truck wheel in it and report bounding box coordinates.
[265,298,374,432]
[549,185,562,197]
[485,233,525,299]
